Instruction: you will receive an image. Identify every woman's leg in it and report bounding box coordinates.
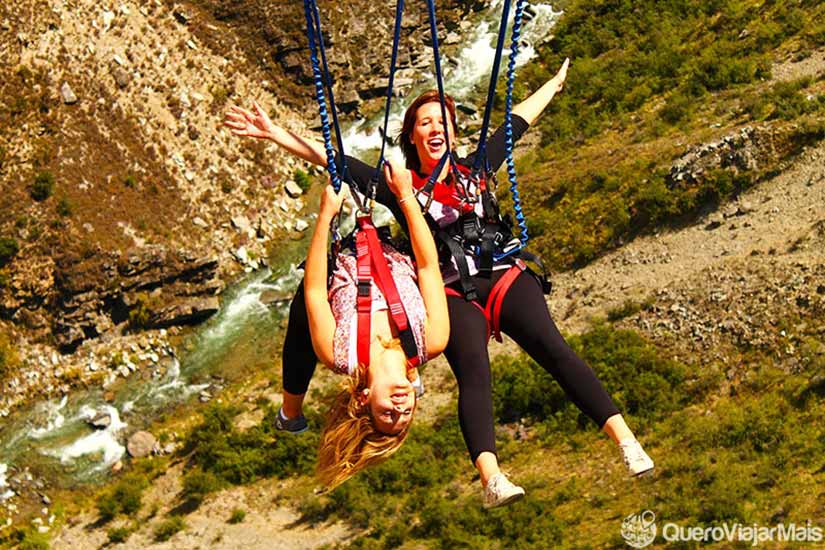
[498,271,620,430]
[443,293,500,485]
[281,282,318,419]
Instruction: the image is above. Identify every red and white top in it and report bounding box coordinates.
[327,242,428,375]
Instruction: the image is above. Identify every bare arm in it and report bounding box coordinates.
[512,58,569,125]
[304,185,346,367]
[224,101,327,166]
[383,162,449,357]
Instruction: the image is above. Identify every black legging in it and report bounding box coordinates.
[444,268,619,462]
[281,270,619,461]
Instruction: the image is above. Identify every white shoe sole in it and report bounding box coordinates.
[484,490,525,509]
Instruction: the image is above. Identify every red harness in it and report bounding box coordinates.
[355,215,422,369]
[444,259,526,343]
[411,163,478,214]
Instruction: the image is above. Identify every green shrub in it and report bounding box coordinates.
[0,331,19,381]
[124,174,137,188]
[153,516,185,542]
[293,168,311,192]
[95,474,149,523]
[181,468,226,505]
[107,525,135,544]
[228,508,246,524]
[0,237,19,267]
[56,196,72,217]
[16,529,50,550]
[182,404,319,486]
[30,171,54,201]
[606,299,643,321]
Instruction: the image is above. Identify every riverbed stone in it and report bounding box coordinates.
[127,431,157,458]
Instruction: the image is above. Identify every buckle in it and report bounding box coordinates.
[357,281,371,297]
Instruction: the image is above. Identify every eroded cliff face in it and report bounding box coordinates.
[0,0,488,412]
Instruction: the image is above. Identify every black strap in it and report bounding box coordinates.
[516,249,553,295]
[436,230,477,301]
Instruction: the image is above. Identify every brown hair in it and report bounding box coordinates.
[316,343,416,491]
[398,90,458,172]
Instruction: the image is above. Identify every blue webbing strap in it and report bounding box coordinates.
[424,0,465,198]
[473,0,512,175]
[370,0,406,205]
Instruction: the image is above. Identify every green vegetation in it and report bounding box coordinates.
[228,508,246,524]
[181,403,319,489]
[30,171,54,201]
[293,168,312,192]
[0,237,19,268]
[95,473,149,523]
[0,331,19,381]
[181,468,226,506]
[56,196,72,217]
[15,529,50,550]
[106,525,136,544]
[153,516,186,542]
[501,0,825,269]
[124,174,137,188]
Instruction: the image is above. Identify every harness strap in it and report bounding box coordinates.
[484,260,526,342]
[356,216,422,368]
[355,229,373,368]
[436,230,477,301]
[445,287,490,341]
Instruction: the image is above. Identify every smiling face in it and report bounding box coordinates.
[362,348,417,435]
[409,101,456,173]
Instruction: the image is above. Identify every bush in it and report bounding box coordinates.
[0,237,19,267]
[95,474,149,523]
[293,168,312,192]
[56,196,72,217]
[107,525,134,544]
[181,468,226,505]
[153,516,185,542]
[30,171,54,201]
[228,508,246,524]
[182,404,319,486]
[0,331,19,381]
[124,174,137,188]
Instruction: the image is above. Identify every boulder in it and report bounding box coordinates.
[284,180,303,198]
[60,82,77,104]
[127,431,157,458]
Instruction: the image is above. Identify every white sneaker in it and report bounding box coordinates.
[620,438,654,476]
[482,473,525,509]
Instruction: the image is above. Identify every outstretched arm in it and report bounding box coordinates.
[512,57,569,125]
[224,100,327,166]
[383,161,449,357]
[304,185,346,367]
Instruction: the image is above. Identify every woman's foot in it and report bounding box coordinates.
[482,473,525,509]
[619,438,654,476]
[275,407,308,434]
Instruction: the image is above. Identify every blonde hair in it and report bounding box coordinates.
[316,339,416,491]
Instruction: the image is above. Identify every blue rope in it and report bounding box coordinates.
[505,0,528,248]
[303,0,344,192]
[309,1,349,185]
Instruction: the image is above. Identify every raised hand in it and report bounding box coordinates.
[382,159,414,202]
[224,100,276,140]
[318,183,348,221]
[549,57,570,94]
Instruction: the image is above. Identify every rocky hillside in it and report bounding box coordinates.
[0,0,482,415]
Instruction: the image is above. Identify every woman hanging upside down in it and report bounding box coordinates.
[225,58,653,506]
[297,160,447,489]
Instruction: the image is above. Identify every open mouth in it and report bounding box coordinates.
[426,137,445,153]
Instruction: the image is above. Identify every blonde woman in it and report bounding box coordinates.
[303,161,448,489]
